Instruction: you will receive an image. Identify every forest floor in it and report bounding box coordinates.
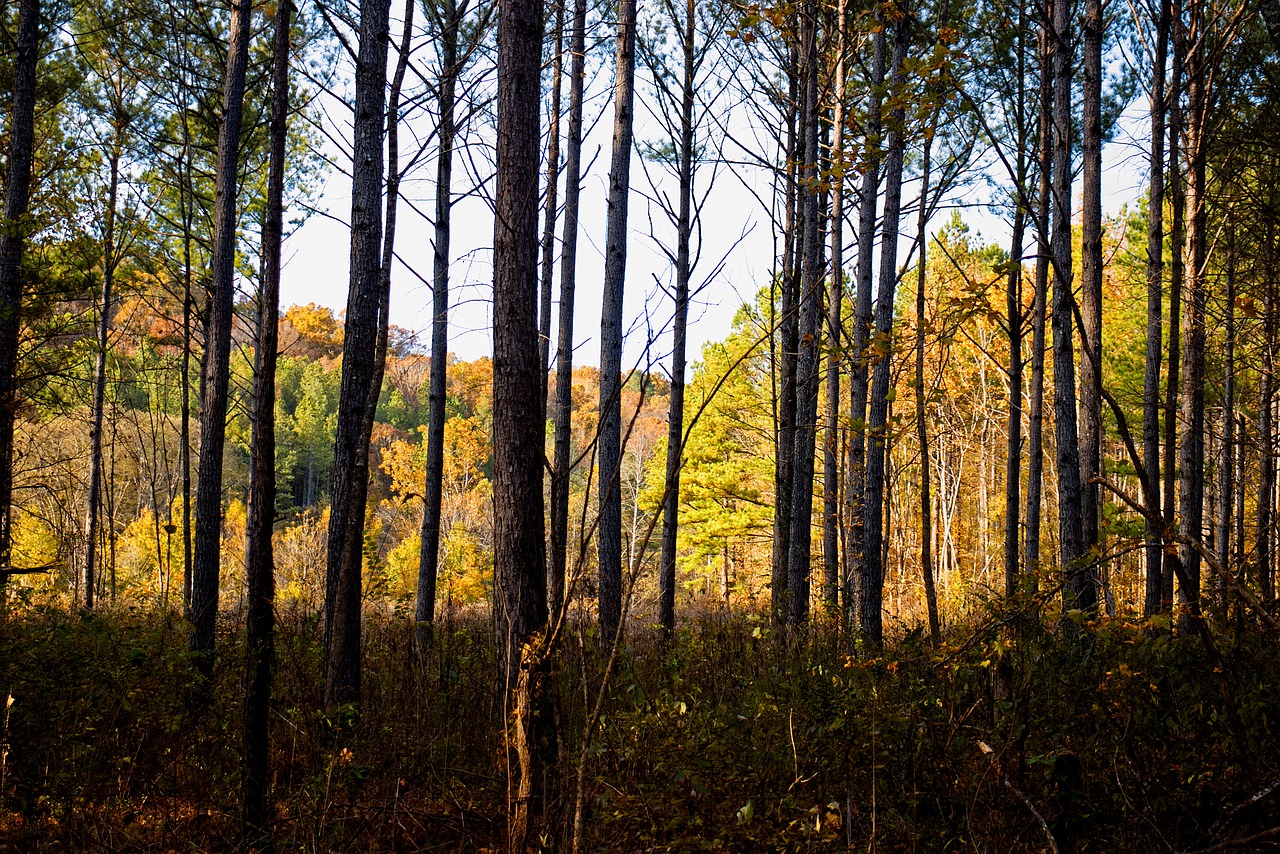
[0,595,1277,852]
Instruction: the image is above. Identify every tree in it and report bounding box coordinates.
[549,0,588,620]
[598,0,640,644]
[190,0,252,662]
[324,0,391,709]
[492,0,548,839]
[1079,0,1105,579]
[242,0,292,840]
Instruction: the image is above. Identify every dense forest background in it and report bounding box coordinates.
[2,0,1280,848]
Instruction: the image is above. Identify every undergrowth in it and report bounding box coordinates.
[0,598,1276,851]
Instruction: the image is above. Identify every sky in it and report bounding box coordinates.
[277,43,1154,373]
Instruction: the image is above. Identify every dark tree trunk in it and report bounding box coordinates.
[859,6,909,645]
[191,0,252,661]
[822,0,847,618]
[323,0,391,709]
[539,0,564,407]
[1079,0,1104,566]
[549,0,587,621]
[786,0,822,627]
[771,55,799,624]
[597,0,639,644]
[1050,0,1088,597]
[1005,206,1025,600]
[419,0,457,651]
[658,0,696,637]
[0,0,37,584]
[1143,0,1169,618]
[1215,232,1235,603]
[242,3,291,842]
[915,133,940,644]
[1260,258,1276,603]
[84,149,120,611]
[1162,2,1184,613]
[1177,0,1206,628]
[1024,17,1052,580]
[845,25,886,634]
[492,0,548,838]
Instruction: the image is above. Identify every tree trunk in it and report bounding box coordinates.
[658,0,696,638]
[915,132,940,644]
[822,0,847,618]
[323,0,391,709]
[549,0,588,621]
[597,0,639,644]
[1176,0,1206,628]
[1143,0,1169,618]
[1215,230,1235,605]
[190,0,252,661]
[242,3,291,842]
[1079,0,1104,568]
[1162,0,1184,614]
[1005,205,1025,600]
[84,149,121,611]
[418,0,457,652]
[539,0,565,407]
[1050,0,1088,599]
[493,0,548,838]
[1260,257,1276,603]
[845,24,886,635]
[859,6,909,645]
[1024,18,1051,581]
[771,54,799,624]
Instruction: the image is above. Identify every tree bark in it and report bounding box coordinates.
[1050,0,1088,599]
[191,0,252,661]
[859,6,909,645]
[1215,232,1234,605]
[549,0,588,621]
[1162,0,1184,613]
[786,0,822,627]
[242,2,291,842]
[1079,0,1105,567]
[84,148,121,611]
[1260,256,1276,603]
[493,0,548,838]
[845,24,886,635]
[324,0,391,709]
[539,0,565,407]
[418,0,458,652]
[658,0,696,637]
[1176,0,1207,628]
[915,131,940,644]
[1024,16,1051,581]
[1143,0,1169,618]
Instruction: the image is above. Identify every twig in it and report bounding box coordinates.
[977,740,1058,853]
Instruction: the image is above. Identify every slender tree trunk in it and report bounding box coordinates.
[1004,15,1029,600]
[1079,0,1104,570]
[1143,0,1169,617]
[84,150,120,611]
[845,25,886,635]
[1050,0,1088,596]
[822,0,847,618]
[785,0,822,627]
[539,0,565,407]
[1162,1,1184,613]
[597,0,639,644]
[191,0,252,661]
[549,0,587,621]
[1025,16,1052,581]
[493,0,548,838]
[658,0,696,638]
[242,3,291,842]
[772,57,799,624]
[859,6,909,645]
[1261,257,1277,603]
[323,0,391,708]
[915,133,940,644]
[1215,230,1235,605]
[0,0,37,586]
[419,0,457,651]
[1176,0,1206,628]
